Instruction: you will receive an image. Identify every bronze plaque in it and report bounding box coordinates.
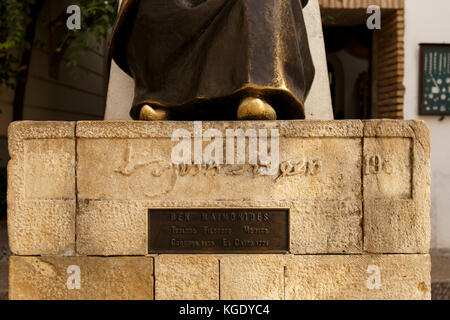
[148,209,289,253]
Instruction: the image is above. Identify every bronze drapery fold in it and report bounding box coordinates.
[110,0,315,120]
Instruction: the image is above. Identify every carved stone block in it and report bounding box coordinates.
[285,254,431,300]
[8,201,75,255]
[9,256,154,300]
[363,120,431,201]
[290,201,362,254]
[220,255,285,300]
[74,121,364,255]
[76,121,363,202]
[363,137,412,199]
[7,120,431,257]
[364,200,430,253]
[8,122,76,255]
[6,118,432,304]
[76,200,147,256]
[8,254,430,300]
[155,255,219,300]
[363,120,431,253]
[75,199,363,256]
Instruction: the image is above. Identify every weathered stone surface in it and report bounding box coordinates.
[77,120,363,138]
[364,200,430,253]
[9,256,154,300]
[74,121,364,255]
[74,199,363,255]
[76,121,362,202]
[76,200,147,256]
[23,138,75,199]
[8,254,430,300]
[363,119,417,138]
[363,137,412,199]
[7,120,431,259]
[8,201,75,255]
[155,255,219,300]
[8,121,76,255]
[8,122,76,200]
[362,120,431,254]
[285,254,431,300]
[410,122,431,202]
[290,201,362,254]
[220,255,285,300]
[363,120,431,201]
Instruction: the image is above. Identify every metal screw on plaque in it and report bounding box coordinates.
[367,5,381,30]
[66,5,81,30]
[366,265,382,290]
[66,265,81,290]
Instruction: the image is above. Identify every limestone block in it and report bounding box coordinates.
[75,198,362,256]
[155,255,219,300]
[8,121,76,255]
[409,121,431,202]
[363,137,412,199]
[76,200,147,256]
[363,120,431,201]
[8,201,75,255]
[7,120,431,257]
[303,0,333,120]
[363,120,431,253]
[285,254,431,300]
[76,121,362,202]
[220,255,285,300]
[9,256,154,300]
[23,139,75,199]
[364,200,430,253]
[290,201,362,254]
[8,121,76,200]
[75,120,362,255]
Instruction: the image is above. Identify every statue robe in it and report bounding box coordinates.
[110,0,315,120]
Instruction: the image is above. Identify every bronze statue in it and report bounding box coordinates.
[110,0,315,120]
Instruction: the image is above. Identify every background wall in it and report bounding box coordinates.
[0,0,108,132]
[404,0,450,250]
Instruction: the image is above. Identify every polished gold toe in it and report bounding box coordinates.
[237,97,277,120]
[139,105,170,121]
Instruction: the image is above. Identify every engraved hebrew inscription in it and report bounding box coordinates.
[76,137,361,201]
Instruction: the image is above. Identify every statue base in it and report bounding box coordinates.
[7,120,431,299]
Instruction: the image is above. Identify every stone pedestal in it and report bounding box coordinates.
[7,120,431,300]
